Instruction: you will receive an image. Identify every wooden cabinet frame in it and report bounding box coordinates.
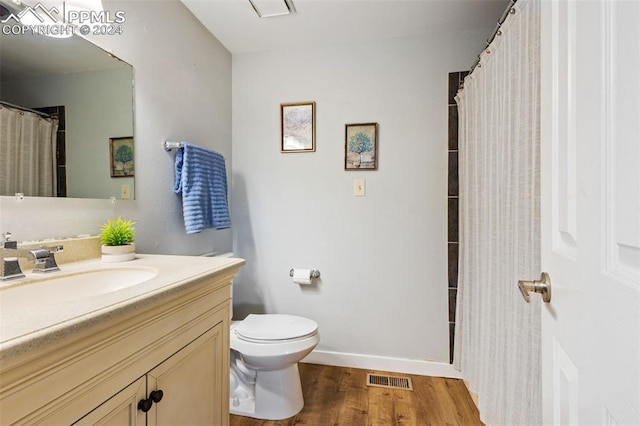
[0,268,237,425]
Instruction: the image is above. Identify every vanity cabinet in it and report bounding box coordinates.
[0,261,240,426]
[76,323,224,425]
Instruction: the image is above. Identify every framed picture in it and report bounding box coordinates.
[345,122,377,170]
[281,101,315,152]
[109,137,135,177]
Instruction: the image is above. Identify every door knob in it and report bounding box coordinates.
[518,272,551,303]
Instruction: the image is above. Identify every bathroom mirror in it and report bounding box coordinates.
[0,23,135,200]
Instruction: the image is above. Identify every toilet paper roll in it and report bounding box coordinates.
[292,268,312,285]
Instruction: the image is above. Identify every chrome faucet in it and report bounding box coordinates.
[1,232,63,281]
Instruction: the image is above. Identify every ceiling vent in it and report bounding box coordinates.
[248,0,295,18]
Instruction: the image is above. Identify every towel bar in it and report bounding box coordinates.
[164,141,182,151]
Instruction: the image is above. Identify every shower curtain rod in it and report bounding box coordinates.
[0,100,50,118]
[467,0,518,78]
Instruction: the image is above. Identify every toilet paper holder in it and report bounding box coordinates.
[289,269,321,279]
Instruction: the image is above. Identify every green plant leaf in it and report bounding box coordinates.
[100,217,135,246]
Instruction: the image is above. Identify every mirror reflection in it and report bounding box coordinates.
[0,18,135,199]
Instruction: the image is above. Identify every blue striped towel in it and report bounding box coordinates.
[174,142,231,234]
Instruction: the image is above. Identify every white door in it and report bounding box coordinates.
[540,0,640,425]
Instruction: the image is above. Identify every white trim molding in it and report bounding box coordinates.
[301,350,462,379]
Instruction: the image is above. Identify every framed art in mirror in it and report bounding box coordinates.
[109,137,135,177]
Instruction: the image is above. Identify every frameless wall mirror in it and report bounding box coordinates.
[0,7,135,200]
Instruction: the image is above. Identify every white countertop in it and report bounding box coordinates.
[0,254,245,361]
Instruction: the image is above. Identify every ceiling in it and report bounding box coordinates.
[181,0,511,55]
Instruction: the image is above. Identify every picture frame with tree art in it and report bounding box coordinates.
[345,122,377,170]
[109,137,134,177]
[281,101,316,152]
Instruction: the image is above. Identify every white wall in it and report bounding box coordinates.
[231,31,488,371]
[0,0,492,374]
[2,67,135,199]
[0,0,233,255]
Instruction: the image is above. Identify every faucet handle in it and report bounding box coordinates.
[1,258,25,281]
[2,232,17,249]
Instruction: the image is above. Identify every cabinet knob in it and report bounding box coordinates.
[137,398,153,413]
[137,389,164,412]
[150,389,164,403]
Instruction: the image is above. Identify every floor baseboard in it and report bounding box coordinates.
[302,349,463,379]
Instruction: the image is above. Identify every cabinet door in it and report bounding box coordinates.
[74,377,146,426]
[147,323,226,426]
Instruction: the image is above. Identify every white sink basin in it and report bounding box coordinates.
[0,268,159,308]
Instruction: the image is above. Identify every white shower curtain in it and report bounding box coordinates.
[453,0,541,424]
[0,104,58,197]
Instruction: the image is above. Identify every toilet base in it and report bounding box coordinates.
[230,363,304,420]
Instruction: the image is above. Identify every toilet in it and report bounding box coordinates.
[229,313,320,420]
[202,253,320,420]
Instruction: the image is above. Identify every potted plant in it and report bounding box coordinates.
[100,217,136,262]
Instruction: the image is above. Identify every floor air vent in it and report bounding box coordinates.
[366,373,413,391]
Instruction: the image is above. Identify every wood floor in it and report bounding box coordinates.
[230,363,483,426]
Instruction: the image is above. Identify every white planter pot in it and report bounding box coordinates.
[101,243,135,263]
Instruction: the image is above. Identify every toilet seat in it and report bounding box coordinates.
[235,314,318,343]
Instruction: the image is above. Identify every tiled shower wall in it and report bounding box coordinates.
[36,105,67,197]
[447,71,468,364]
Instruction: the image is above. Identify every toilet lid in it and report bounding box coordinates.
[235,314,318,342]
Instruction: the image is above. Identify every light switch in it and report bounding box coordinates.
[121,184,130,200]
[354,179,366,197]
